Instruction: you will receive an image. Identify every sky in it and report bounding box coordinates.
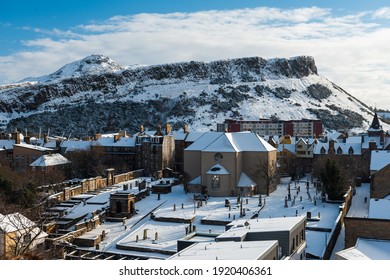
[1,0,390,109]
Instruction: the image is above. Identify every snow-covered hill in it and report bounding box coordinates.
[0,55,385,137]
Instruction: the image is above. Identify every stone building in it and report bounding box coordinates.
[184,132,277,197]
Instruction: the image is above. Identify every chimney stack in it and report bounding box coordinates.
[11,132,21,145]
[183,124,189,134]
[165,124,171,135]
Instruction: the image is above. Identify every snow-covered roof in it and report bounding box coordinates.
[368,198,390,220]
[30,153,71,167]
[237,172,256,188]
[222,216,306,238]
[206,164,230,175]
[336,238,390,260]
[93,137,136,147]
[188,176,201,185]
[362,135,383,149]
[185,132,223,151]
[313,142,361,155]
[370,150,390,172]
[168,240,278,260]
[13,143,53,152]
[278,143,295,153]
[0,139,15,149]
[172,131,187,141]
[0,212,36,233]
[207,132,276,152]
[184,132,206,143]
[61,140,91,152]
[187,132,276,153]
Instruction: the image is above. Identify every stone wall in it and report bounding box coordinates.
[48,169,143,203]
[344,217,390,248]
[371,165,390,198]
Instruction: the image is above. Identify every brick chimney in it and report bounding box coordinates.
[114,134,121,142]
[369,140,377,150]
[11,132,20,145]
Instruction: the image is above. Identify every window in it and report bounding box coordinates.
[211,175,220,191]
[23,233,32,244]
[348,147,354,155]
[337,147,343,155]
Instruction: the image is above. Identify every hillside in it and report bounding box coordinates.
[0,54,382,137]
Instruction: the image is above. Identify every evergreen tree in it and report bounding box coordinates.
[320,158,346,200]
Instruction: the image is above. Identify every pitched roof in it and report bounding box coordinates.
[188,132,276,153]
[237,172,257,188]
[30,153,71,167]
[370,150,390,172]
[370,110,381,130]
[0,212,35,233]
[206,164,230,175]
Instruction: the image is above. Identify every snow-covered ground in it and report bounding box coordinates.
[60,174,343,260]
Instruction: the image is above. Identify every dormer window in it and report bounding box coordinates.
[320,147,326,154]
[337,147,343,155]
[348,146,354,155]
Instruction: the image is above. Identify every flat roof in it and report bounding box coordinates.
[168,240,278,260]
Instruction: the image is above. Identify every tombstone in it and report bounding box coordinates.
[182,203,184,209]
[306,181,310,187]
[136,235,139,242]
[233,214,236,220]
[237,195,241,204]
[295,209,298,216]
[300,196,302,202]
[284,197,288,208]
[158,193,161,200]
[258,195,262,206]
[193,225,196,232]
[225,199,230,207]
[288,192,291,201]
[155,232,158,241]
[364,197,368,203]
[173,204,176,211]
[246,198,248,205]
[185,227,189,235]
[228,213,231,219]
[318,212,321,218]
[314,199,317,206]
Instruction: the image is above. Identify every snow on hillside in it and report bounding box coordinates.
[0,55,387,136]
[17,54,124,84]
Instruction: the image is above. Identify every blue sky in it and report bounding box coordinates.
[1,1,390,109]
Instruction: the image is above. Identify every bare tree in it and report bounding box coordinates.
[0,210,48,259]
[252,158,280,196]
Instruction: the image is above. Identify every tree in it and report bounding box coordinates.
[0,212,47,259]
[252,158,279,196]
[319,158,346,200]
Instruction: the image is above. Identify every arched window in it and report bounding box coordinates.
[337,147,343,155]
[320,147,326,154]
[348,146,354,155]
[211,175,220,190]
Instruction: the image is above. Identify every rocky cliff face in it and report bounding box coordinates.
[0,55,377,137]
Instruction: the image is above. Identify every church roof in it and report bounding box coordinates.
[369,110,381,130]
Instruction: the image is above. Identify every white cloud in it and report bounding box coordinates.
[1,6,390,109]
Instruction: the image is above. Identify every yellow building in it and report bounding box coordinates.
[0,213,47,259]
